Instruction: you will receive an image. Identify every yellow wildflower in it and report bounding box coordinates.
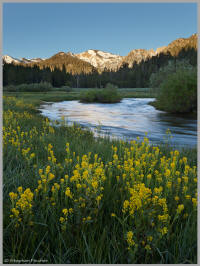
[39,169,43,175]
[185,195,191,200]
[145,244,151,251]
[9,192,18,200]
[192,198,197,207]
[69,208,73,214]
[17,187,23,193]
[62,209,68,216]
[65,187,72,198]
[11,208,19,217]
[92,181,98,190]
[76,183,82,189]
[59,217,65,223]
[127,231,135,247]
[160,227,168,235]
[147,236,153,242]
[177,204,184,214]
[48,173,55,181]
[175,196,179,201]
[182,157,187,164]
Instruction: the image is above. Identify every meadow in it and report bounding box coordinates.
[3,95,197,264]
[4,87,159,104]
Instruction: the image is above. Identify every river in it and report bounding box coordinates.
[38,98,197,147]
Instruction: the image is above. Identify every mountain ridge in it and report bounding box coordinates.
[3,33,197,73]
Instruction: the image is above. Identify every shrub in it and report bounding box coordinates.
[17,84,28,92]
[14,82,53,92]
[80,89,96,102]
[153,67,197,113]
[80,86,122,103]
[61,85,73,92]
[149,59,194,89]
[4,82,53,92]
[105,82,118,89]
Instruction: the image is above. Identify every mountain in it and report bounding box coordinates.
[3,55,44,64]
[3,33,197,73]
[21,57,44,63]
[121,48,155,68]
[74,34,197,70]
[122,34,197,67]
[155,33,197,56]
[74,49,123,71]
[3,55,22,64]
[28,51,97,75]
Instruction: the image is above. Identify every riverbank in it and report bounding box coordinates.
[3,95,197,263]
[149,100,198,117]
[3,87,158,105]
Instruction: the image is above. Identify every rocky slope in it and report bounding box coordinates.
[31,51,96,74]
[154,33,197,56]
[121,48,155,68]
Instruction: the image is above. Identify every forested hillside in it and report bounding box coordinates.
[3,45,197,89]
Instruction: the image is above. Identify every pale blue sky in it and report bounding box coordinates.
[3,3,197,59]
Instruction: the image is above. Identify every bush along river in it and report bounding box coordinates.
[38,98,197,147]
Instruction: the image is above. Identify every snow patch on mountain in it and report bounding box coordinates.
[88,49,96,56]
[97,50,119,59]
[3,55,45,64]
[26,58,45,62]
[3,55,21,64]
[74,49,123,70]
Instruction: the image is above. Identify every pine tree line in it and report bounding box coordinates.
[3,47,197,89]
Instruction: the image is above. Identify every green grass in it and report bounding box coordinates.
[3,95,197,264]
[4,87,159,105]
[4,91,80,105]
[119,88,159,98]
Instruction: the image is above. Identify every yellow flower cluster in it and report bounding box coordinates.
[107,141,197,252]
[123,183,152,215]
[59,207,73,229]
[9,187,34,227]
[4,97,197,256]
[3,99,56,167]
[126,231,135,248]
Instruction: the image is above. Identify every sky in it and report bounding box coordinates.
[3,2,197,59]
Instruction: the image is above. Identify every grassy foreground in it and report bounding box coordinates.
[3,96,197,263]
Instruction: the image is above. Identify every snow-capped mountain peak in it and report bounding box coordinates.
[3,55,21,64]
[3,55,45,64]
[74,49,123,70]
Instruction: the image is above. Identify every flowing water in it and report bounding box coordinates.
[39,98,197,147]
